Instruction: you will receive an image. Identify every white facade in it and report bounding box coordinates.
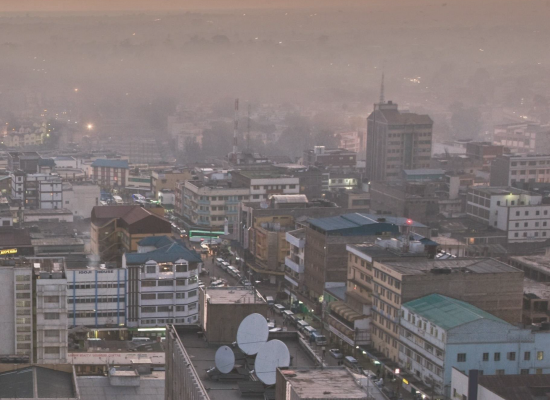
[35,271,68,364]
[451,369,505,400]
[158,190,176,205]
[66,268,126,328]
[248,177,300,201]
[133,259,200,327]
[284,229,305,290]
[183,181,249,228]
[10,172,63,209]
[63,183,100,218]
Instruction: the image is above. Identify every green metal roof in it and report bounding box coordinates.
[403,294,508,330]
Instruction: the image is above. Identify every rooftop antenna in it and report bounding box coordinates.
[233,98,239,156]
[379,73,385,104]
[247,103,251,151]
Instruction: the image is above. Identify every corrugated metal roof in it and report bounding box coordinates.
[403,294,507,330]
[91,159,129,169]
[0,367,76,399]
[307,213,426,231]
[138,235,174,248]
[125,243,202,265]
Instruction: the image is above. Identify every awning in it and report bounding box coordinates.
[330,301,366,322]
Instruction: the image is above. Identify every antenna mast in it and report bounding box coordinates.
[247,103,251,151]
[379,74,385,104]
[233,98,239,155]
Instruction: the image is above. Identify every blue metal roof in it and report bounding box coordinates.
[138,235,174,248]
[307,213,426,232]
[125,242,202,265]
[91,159,129,169]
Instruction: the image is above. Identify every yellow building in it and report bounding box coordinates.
[151,169,193,199]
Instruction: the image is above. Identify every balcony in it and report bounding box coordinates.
[286,229,305,248]
[285,257,304,274]
[285,274,299,287]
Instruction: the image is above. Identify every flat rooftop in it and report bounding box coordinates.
[234,170,296,179]
[24,208,73,215]
[280,367,368,399]
[31,237,85,246]
[77,371,165,400]
[178,329,316,400]
[380,258,521,276]
[205,286,266,305]
[470,186,532,196]
[523,278,550,299]
[511,255,550,274]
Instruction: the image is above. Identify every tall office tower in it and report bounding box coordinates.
[366,101,433,182]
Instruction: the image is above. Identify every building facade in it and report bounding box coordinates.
[89,159,129,188]
[490,153,550,187]
[366,101,433,182]
[151,169,193,199]
[10,172,63,210]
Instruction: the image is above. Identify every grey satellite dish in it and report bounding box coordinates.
[215,345,235,374]
[236,313,269,355]
[255,339,290,385]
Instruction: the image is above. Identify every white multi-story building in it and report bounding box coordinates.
[10,171,63,209]
[466,186,550,243]
[490,153,550,186]
[400,294,550,399]
[62,182,100,218]
[66,267,126,329]
[123,236,203,328]
[35,262,68,364]
[182,180,250,229]
[283,228,305,304]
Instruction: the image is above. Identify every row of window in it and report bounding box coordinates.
[69,311,125,318]
[141,314,197,324]
[511,160,550,166]
[374,269,401,290]
[458,351,544,362]
[400,345,443,377]
[67,283,125,290]
[143,264,197,274]
[68,296,125,304]
[141,302,197,313]
[373,283,402,305]
[141,290,197,300]
[513,231,547,238]
[141,278,197,287]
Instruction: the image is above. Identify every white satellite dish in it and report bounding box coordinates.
[255,339,290,385]
[215,345,235,374]
[236,313,269,355]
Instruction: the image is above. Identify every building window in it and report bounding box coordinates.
[15,275,30,282]
[141,293,156,300]
[525,351,531,361]
[44,347,60,354]
[521,369,530,375]
[157,306,172,312]
[508,352,516,361]
[146,265,156,273]
[188,302,197,311]
[495,369,505,376]
[141,280,156,287]
[483,353,489,361]
[44,313,59,320]
[176,305,185,311]
[176,264,188,273]
[157,280,173,286]
[44,296,59,303]
[516,211,520,216]
[142,307,156,313]
[44,330,59,338]
[158,293,173,299]
[494,352,500,361]
[538,351,544,360]
[457,353,466,362]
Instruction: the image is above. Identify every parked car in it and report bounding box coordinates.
[329,349,344,359]
[344,356,360,370]
[273,304,285,314]
[265,296,275,306]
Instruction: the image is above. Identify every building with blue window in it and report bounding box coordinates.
[399,294,550,399]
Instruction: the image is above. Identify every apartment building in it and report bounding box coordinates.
[0,257,68,364]
[366,101,433,182]
[123,236,202,328]
[490,153,550,186]
[466,186,550,243]
[466,141,505,168]
[302,146,357,169]
[400,294,550,399]
[91,205,171,264]
[7,151,41,173]
[62,182,100,218]
[339,131,365,158]
[151,169,192,199]
[66,267,127,331]
[493,122,550,154]
[231,169,300,200]
[89,159,129,188]
[303,213,424,311]
[364,258,523,373]
[10,171,63,209]
[181,180,249,230]
[284,228,306,304]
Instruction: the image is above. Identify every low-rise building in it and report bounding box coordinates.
[151,169,192,199]
[91,205,171,264]
[466,186,550,243]
[198,286,267,344]
[302,146,357,169]
[62,182,100,218]
[10,171,63,209]
[89,159,129,188]
[400,294,550,398]
[491,153,550,187]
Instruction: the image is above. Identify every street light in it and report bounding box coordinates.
[87,124,93,130]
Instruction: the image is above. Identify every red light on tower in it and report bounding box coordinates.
[406,219,413,225]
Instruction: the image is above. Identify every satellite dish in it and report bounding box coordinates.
[215,345,235,374]
[255,339,290,385]
[236,313,269,355]
[260,201,269,209]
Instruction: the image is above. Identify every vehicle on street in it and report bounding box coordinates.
[273,304,285,314]
[310,332,327,346]
[189,229,224,244]
[210,280,225,287]
[215,258,224,266]
[265,296,275,306]
[329,349,344,359]
[220,261,230,271]
[344,356,360,370]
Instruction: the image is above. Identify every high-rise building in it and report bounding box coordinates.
[366,101,433,182]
